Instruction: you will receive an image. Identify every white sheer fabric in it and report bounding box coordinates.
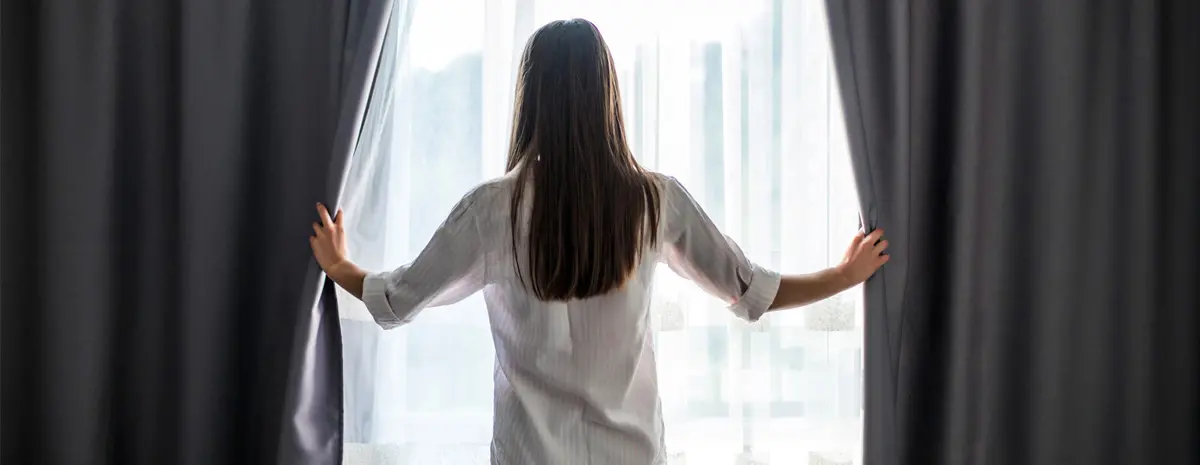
[339,0,863,463]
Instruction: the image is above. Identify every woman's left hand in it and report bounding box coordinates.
[310,203,349,274]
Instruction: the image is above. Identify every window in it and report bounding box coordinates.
[339,0,862,463]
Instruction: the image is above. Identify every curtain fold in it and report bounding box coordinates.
[280,0,394,463]
[1,0,390,463]
[825,1,1200,464]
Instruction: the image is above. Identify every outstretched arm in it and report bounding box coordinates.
[310,191,487,329]
[659,176,888,319]
[766,228,888,312]
[659,178,781,322]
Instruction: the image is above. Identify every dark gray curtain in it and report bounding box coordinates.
[1,0,390,464]
[825,1,1200,464]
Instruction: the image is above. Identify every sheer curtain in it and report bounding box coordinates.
[339,0,863,463]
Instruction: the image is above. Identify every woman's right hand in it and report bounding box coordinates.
[837,229,889,285]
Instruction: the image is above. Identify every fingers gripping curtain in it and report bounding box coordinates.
[825,1,1200,465]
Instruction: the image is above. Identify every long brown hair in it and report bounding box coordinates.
[506,19,661,301]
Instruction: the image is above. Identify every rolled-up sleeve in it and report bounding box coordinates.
[361,188,488,329]
[659,177,781,322]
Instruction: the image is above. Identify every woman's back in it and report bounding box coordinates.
[355,171,780,464]
[485,173,666,464]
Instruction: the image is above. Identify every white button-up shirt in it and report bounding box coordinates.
[361,173,781,465]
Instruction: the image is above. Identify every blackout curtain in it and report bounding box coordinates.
[1,0,391,464]
[825,1,1199,465]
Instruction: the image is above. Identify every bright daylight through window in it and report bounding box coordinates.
[337,0,863,463]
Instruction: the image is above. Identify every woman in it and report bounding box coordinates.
[311,18,888,465]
